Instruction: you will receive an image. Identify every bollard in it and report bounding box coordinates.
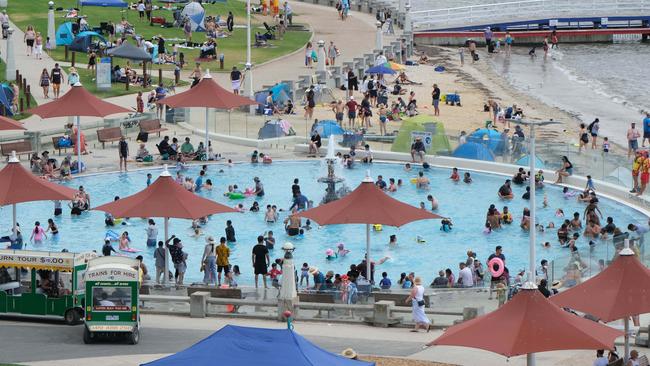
[22,78,26,91]
[125,78,129,90]
[158,68,163,84]
[219,53,224,69]
[15,70,19,83]
[26,86,30,108]
[64,45,68,61]
[190,291,209,318]
[71,51,76,67]
[175,69,180,84]
[19,97,23,112]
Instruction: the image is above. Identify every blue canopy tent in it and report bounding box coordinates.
[268,82,290,105]
[56,22,74,46]
[141,325,374,366]
[80,0,128,7]
[0,84,14,116]
[452,142,495,161]
[467,128,504,151]
[365,65,396,75]
[313,119,345,138]
[69,31,107,52]
[515,154,545,169]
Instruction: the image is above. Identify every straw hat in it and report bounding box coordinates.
[341,348,358,359]
[308,266,319,275]
[205,236,215,244]
[69,67,77,73]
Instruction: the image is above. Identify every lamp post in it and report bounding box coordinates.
[316,40,326,73]
[508,118,560,366]
[245,0,254,114]
[375,21,383,51]
[404,4,412,32]
[48,1,56,50]
[5,28,14,81]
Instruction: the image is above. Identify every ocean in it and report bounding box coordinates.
[487,42,650,147]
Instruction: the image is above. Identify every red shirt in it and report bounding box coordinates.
[136,95,144,113]
[269,268,282,279]
[346,100,358,112]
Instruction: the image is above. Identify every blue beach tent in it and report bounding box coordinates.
[56,22,74,46]
[365,65,396,75]
[515,154,545,169]
[80,0,128,7]
[313,119,345,138]
[467,128,504,151]
[141,325,375,366]
[268,82,290,105]
[70,31,107,52]
[0,84,14,116]
[452,142,495,161]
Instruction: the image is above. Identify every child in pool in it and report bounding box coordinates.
[337,243,350,257]
[463,172,472,183]
[30,221,47,244]
[227,159,234,167]
[542,241,551,248]
[441,218,453,232]
[484,222,492,234]
[562,187,577,199]
[543,194,549,208]
[299,263,309,287]
[119,231,131,250]
[191,227,203,237]
[450,167,460,182]
[501,206,513,224]
[389,234,398,246]
[556,209,565,217]
[325,249,337,260]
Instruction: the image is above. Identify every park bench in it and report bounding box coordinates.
[298,291,336,303]
[96,127,125,148]
[51,136,72,155]
[139,119,168,137]
[373,292,430,307]
[187,286,243,299]
[1,140,35,159]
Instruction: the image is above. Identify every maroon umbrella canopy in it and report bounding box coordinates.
[27,83,131,118]
[431,288,622,357]
[93,170,237,219]
[156,74,257,109]
[299,180,442,226]
[0,115,25,131]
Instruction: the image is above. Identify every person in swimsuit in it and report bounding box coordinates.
[284,208,301,236]
[30,221,47,244]
[50,63,64,99]
[46,219,58,237]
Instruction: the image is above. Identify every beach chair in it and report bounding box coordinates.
[638,355,649,366]
[263,22,276,40]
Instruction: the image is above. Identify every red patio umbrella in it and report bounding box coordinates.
[299,176,442,281]
[156,72,257,157]
[93,167,238,284]
[0,152,78,242]
[430,286,623,363]
[0,115,25,131]
[551,243,650,361]
[27,83,131,173]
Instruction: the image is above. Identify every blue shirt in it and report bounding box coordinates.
[313,272,325,284]
[195,176,203,192]
[379,277,391,289]
[644,117,650,133]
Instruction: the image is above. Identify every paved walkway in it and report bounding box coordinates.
[0,2,394,132]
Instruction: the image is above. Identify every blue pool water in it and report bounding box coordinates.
[1,161,645,285]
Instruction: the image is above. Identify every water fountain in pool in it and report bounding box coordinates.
[317,137,349,204]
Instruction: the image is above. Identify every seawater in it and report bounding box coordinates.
[488,43,650,147]
[1,162,645,284]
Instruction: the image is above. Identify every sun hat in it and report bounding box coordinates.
[341,274,349,281]
[341,348,358,359]
[308,266,319,275]
[206,236,215,243]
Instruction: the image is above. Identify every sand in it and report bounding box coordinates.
[360,356,456,366]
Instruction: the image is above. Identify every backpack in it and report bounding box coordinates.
[367,80,374,90]
[587,121,595,133]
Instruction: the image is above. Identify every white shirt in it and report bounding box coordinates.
[592,357,608,366]
[375,54,387,66]
[137,3,146,11]
[458,267,474,287]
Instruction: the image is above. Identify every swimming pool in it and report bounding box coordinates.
[2,161,645,285]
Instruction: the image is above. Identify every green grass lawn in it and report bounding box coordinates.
[73,67,188,98]
[0,59,37,120]
[7,0,311,73]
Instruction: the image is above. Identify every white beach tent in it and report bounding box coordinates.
[181,1,206,32]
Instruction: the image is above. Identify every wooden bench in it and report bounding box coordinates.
[187,286,243,299]
[298,292,336,304]
[373,292,430,307]
[51,136,73,155]
[139,119,168,137]
[96,127,125,148]
[1,140,35,159]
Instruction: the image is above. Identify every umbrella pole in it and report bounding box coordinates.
[76,115,82,174]
[625,317,630,363]
[526,125,537,366]
[366,223,371,284]
[164,217,169,286]
[527,353,535,366]
[12,204,17,246]
[205,107,209,160]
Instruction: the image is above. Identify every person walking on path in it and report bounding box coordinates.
[50,63,64,99]
[24,25,35,56]
[34,32,43,60]
[642,112,650,147]
[405,277,431,332]
[39,68,50,99]
[431,84,441,116]
[118,136,129,172]
[252,235,270,288]
[627,122,641,159]
[327,41,338,66]
[588,118,600,150]
[304,42,313,68]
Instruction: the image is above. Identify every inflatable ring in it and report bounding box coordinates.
[228,192,245,200]
[410,178,418,184]
[113,218,123,225]
[488,257,505,277]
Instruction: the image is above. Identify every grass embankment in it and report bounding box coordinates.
[7,0,311,72]
[0,59,37,120]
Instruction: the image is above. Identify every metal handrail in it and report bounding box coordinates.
[410,0,650,29]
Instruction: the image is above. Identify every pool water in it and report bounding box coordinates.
[2,161,645,285]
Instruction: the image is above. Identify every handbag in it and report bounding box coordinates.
[200,263,205,272]
[417,300,425,307]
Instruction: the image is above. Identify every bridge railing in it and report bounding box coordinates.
[411,0,650,30]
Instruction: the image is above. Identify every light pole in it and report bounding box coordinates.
[245,0,254,114]
[509,118,559,366]
[47,1,56,50]
[375,21,383,51]
[5,28,14,81]
[404,4,412,32]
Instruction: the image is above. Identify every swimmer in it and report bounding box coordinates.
[440,218,453,232]
[224,185,234,196]
[543,194,549,208]
[562,187,577,199]
[204,179,213,190]
[521,208,531,230]
[235,203,246,212]
[427,194,439,210]
[450,167,460,182]
[546,222,555,229]
[404,163,412,172]
[250,201,260,212]
[535,170,545,188]
[419,202,426,210]
[302,219,312,231]
[397,179,403,187]
[191,227,203,237]
[536,224,545,232]
[415,171,430,190]
[570,212,582,230]
[497,179,514,199]
[423,162,430,170]
[264,205,277,223]
[325,248,337,260]
[227,159,234,167]
[484,222,492,234]
[556,209,565,217]
[119,231,131,250]
[463,172,472,184]
[501,206,513,224]
[387,178,397,192]
[542,241,551,248]
[337,243,350,256]
[389,234,398,246]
